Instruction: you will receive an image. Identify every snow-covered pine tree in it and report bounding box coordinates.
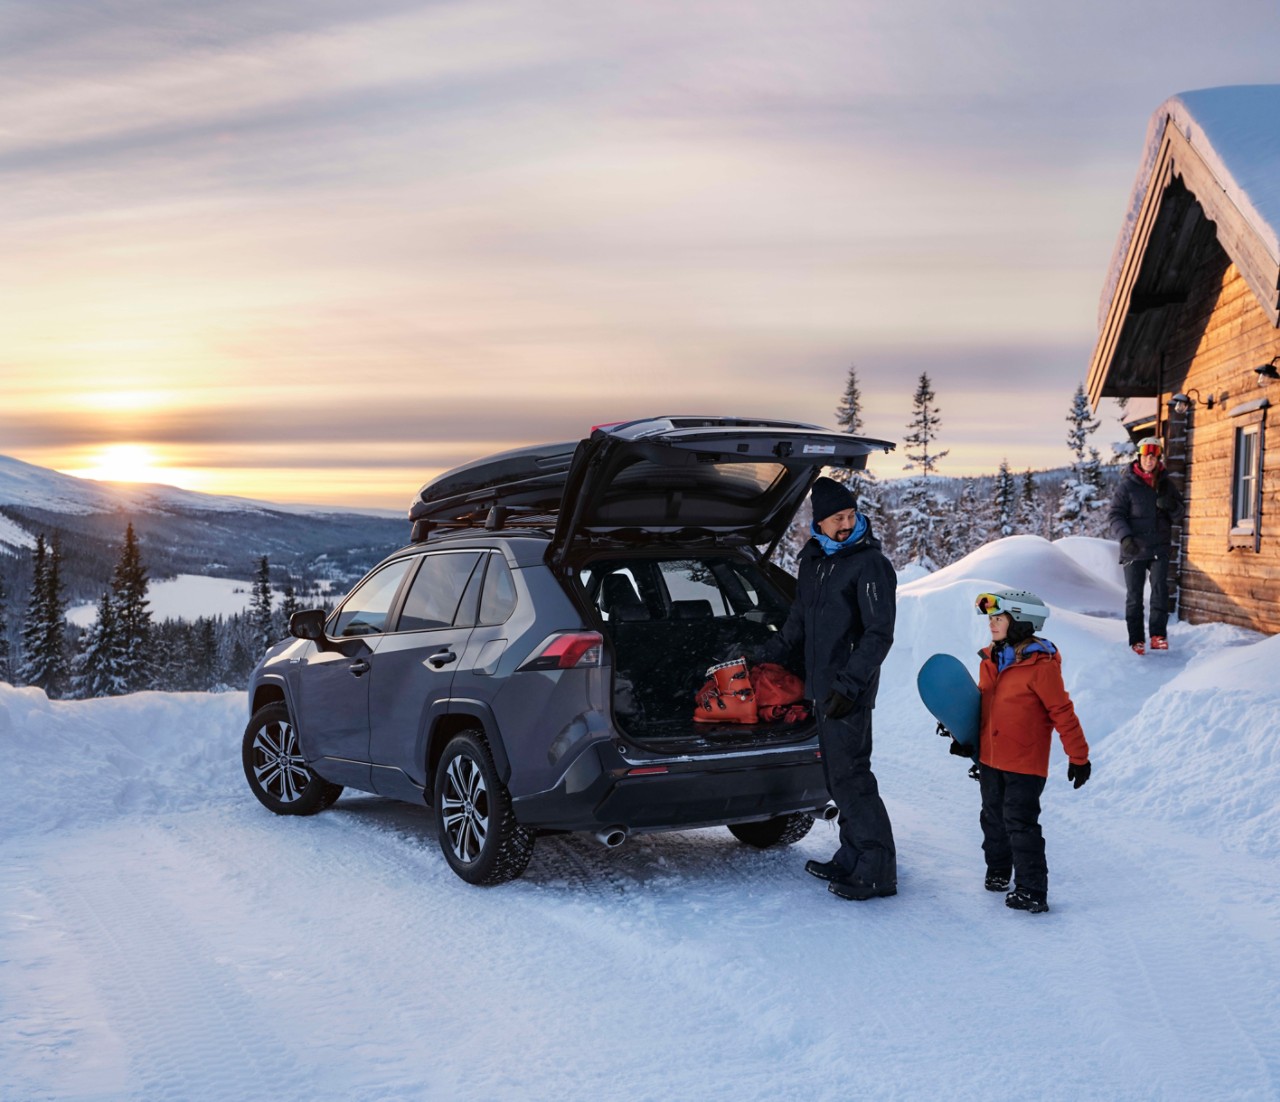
[250,556,274,651]
[1018,468,1045,537]
[896,372,950,570]
[0,571,10,684]
[71,592,127,698]
[111,523,152,692]
[946,478,988,561]
[994,459,1017,538]
[1054,384,1105,538]
[19,534,70,697]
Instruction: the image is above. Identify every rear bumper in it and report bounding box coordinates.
[510,741,829,833]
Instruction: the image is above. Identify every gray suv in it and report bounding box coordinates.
[242,416,893,884]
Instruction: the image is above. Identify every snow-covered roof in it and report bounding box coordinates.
[1099,85,1280,331]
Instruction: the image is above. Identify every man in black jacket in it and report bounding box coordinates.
[1107,437,1184,654]
[762,476,898,901]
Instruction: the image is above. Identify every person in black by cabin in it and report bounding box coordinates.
[1107,436,1184,655]
[760,476,898,901]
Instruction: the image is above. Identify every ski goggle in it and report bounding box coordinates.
[1139,443,1163,457]
[975,593,1005,615]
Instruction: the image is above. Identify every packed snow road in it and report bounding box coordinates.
[2,538,1279,1100]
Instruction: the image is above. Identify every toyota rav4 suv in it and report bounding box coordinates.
[242,416,893,884]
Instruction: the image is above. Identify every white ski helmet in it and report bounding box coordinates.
[1136,436,1163,457]
[975,589,1049,631]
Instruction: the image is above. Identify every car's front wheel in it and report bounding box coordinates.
[433,730,534,885]
[727,812,814,848]
[242,702,343,815]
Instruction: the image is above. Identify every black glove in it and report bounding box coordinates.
[823,689,856,719]
[1068,761,1091,789]
[1155,495,1175,512]
[1121,536,1140,558]
[948,738,972,757]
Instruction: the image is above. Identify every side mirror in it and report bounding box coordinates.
[289,609,328,641]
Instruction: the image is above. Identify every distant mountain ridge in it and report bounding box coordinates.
[0,454,408,611]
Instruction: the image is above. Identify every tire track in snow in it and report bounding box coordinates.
[36,848,317,1102]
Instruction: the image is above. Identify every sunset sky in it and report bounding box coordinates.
[5,1,1280,510]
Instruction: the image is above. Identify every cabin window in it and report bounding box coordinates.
[1231,425,1259,530]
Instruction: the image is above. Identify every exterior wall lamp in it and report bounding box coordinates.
[1256,356,1280,384]
[1169,389,1213,413]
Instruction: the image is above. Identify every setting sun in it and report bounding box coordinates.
[72,444,168,485]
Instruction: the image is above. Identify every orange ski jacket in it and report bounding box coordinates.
[977,644,1089,778]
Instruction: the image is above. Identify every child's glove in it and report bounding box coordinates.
[948,738,972,757]
[1068,761,1091,789]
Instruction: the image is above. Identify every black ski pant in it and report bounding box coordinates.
[979,764,1047,896]
[1123,556,1169,645]
[817,705,896,885]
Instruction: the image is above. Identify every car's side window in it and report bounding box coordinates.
[330,560,415,638]
[477,554,518,626]
[396,552,482,632]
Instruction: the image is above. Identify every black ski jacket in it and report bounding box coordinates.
[1107,463,1184,563]
[762,524,896,709]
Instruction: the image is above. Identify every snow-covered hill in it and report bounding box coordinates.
[2,536,1277,1100]
[0,453,397,534]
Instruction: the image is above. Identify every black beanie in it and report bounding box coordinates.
[810,476,857,524]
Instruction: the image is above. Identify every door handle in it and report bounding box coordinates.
[349,659,371,676]
[427,649,457,669]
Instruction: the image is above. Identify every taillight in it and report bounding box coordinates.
[517,631,604,672]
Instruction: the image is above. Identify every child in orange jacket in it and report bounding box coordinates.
[968,589,1091,914]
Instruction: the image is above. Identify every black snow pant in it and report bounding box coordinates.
[979,764,1048,896]
[817,705,896,885]
[1123,556,1170,645]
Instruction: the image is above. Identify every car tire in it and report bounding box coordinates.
[727,812,814,848]
[433,730,535,885]
[242,702,343,815]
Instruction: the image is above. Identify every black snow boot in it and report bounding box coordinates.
[985,868,1012,892]
[804,859,844,882]
[1005,887,1049,914]
[828,875,897,901]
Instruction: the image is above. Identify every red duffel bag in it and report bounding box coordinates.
[750,662,810,723]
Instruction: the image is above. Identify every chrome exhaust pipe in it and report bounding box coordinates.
[810,802,839,822]
[594,826,628,848]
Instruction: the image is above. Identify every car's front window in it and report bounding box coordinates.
[329,560,414,638]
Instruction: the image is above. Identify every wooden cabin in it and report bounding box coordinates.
[1087,86,1280,635]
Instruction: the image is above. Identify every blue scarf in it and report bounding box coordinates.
[992,637,1057,673]
[811,512,868,556]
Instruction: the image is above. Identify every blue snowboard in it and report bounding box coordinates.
[916,653,981,754]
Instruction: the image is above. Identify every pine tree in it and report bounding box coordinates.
[994,459,1017,538]
[250,556,274,651]
[19,534,70,697]
[0,572,10,684]
[947,478,988,561]
[1018,468,1044,537]
[1054,384,1105,538]
[279,574,300,635]
[111,523,153,692]
[897,373,951,569]
[829,362,886,533]
[71,592,127,698]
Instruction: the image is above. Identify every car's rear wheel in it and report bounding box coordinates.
[433,730,535,885]
[243,702,343,815]
[727,812,814,848]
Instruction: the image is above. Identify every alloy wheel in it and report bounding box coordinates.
[440,753,489,864]
[251,718,312,804]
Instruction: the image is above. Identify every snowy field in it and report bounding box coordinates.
[2,535,1278,1101]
